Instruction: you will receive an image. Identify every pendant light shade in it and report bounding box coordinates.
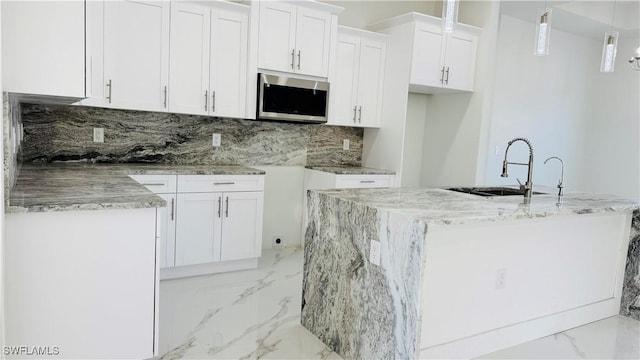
[534,9,552,56]
[600,32,619,72]
[629,46,640,71]
[442,0,458,33]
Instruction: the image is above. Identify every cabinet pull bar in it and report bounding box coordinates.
[217,197,221,218]
[140,183,165,186]
[212,91,216,112]
[445,67,450,85]
[204,90,208,111]
[291,49,295,69]
[170,198,175,221]
[163,86,168,108]
[297,50,301,70]
[440,67,445,84]
[360,180,376,183]
[358,106,362,123]
[213,182,235,185]
[352,106,357,122]
[225,197,229,217]
[106,79,112,103]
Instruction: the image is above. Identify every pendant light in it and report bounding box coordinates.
[629,46,640,71]
[442,0,458,33]
[534,2,552,56]
[600,1,619,73]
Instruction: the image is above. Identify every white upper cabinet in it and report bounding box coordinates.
[1,1,85,98]
[169,2,248,118]
[258,1,341,78]
[328,27,386,128]
[104,0,170,112]
[372,12,480,94]
[409,16,479,93]
[168,3,210,116]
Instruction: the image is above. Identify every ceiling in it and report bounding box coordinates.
[500,0,640,39]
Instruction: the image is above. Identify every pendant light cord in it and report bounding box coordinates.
[610,0,617,31]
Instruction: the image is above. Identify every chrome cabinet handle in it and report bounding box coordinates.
[212,91,216,112]
[360,180,376,183]
[106,79,112,103]
[141,183,165,186]
[170,198,175,221]
[358,106,362,123]
[297,50,301,70]
[225,197,229,217]
[213,182,235,185]
[352,106,357,123]
[217,196,221,218]
[204,90,208,111]
[445,67,450,85]
[163,86,168,108]
[440,67,445,84]
[291,49,295,69]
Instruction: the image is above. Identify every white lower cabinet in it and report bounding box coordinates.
[130,173,264,278]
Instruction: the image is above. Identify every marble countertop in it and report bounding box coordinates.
[311,186,640,227]
[305,166,395,175]
[7,163,265,213]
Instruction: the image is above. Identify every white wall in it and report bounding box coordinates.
[481,13,639,201]
[325,1,437,28]
[253,166,304,249]
[581,37,640,201]
[401,93,428,187]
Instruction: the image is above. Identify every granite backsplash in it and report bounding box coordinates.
[19,103,364,166]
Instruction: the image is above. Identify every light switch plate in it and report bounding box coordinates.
[212,133,221,147]
[343,139,350,150]
[93,128,104,143]
[369,239,381,266]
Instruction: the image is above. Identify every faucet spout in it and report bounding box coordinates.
[501,138,535,200]
[544,156,564,196]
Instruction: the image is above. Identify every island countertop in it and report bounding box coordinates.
[310,186,639,227]
[7,163,266,213]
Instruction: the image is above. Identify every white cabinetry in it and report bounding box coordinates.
[371,12,480,94]
[1,1,85,98]
[169,2,248,118]
[258,1,341,78]
[130,173,264,279]
[328,27,386,127]
[103,0,170,111]
[129,174,177,268]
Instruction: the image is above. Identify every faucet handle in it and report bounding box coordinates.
[516,178,524,190]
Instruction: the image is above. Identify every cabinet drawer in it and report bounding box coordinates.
[334,174,394,189]
[177,175,264,193]
[129,175,177,194]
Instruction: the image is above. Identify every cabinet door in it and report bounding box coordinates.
[220,192,264,262]
[295,7,332,77]
[443,32,477,91]
[175,192,222,266]
[258,2,296,73]
[410,24,445,88]
[1,1,85,97]
[210,8,248,118]
[157,193,177,268]
[328,34,360,126]
[356,39,386,127]
[168,2,210,115]
[104,0,170,112]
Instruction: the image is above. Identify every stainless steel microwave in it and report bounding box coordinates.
[257,73,329,123]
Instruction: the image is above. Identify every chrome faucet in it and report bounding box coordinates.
[501,137,534,200]
[544,156,564,196]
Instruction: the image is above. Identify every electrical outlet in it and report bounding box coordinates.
[369,239,381,266]
[272,236,284,248]
[93,128,104,143]
[212,133,221,147]
[495,268,507,290]
[343,139,350,150]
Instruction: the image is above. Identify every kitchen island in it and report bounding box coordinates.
[301,187,640,359]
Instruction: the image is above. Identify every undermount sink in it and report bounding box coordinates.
[447,187,547,197]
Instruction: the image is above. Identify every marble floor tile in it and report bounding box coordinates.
[159,248,640,360]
